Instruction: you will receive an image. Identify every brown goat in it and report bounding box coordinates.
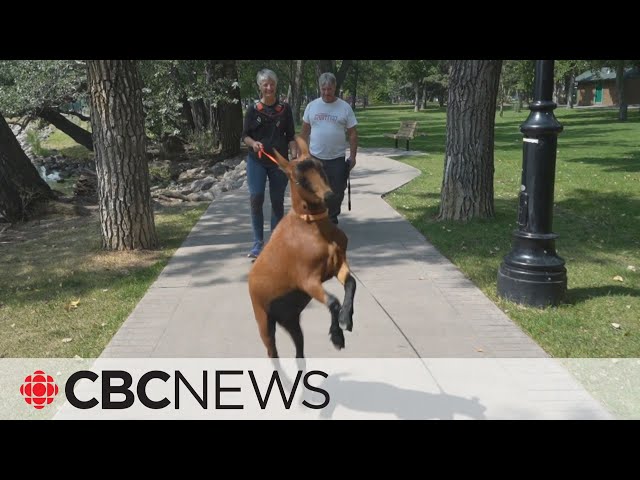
[248,136,356,358]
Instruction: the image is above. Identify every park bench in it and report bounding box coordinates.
[383,120,425,150]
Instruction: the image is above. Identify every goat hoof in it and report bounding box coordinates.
[330,328,345,350]
[338,307,353,332]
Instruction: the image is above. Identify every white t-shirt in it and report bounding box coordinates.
[302,97,357,160]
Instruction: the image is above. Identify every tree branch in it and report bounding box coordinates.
[59,110,90,122]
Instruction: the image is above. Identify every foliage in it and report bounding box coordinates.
[0,60,86,118]
[500,60,535,101]
[148,164,173,186]
[25,129,50,157]
[139,60,241,142]
[187,129,217,156]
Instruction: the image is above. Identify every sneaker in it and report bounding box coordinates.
[247,241,264,258]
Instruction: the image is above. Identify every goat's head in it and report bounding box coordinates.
[271,136,335,211]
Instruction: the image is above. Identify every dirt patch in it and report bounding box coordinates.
[0,202,99,246]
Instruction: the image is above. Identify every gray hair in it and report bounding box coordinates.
[256,68,278,86]
[319,72,336,88]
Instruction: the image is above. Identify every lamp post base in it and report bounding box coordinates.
[497,232,567,307]
[497,264,566,308]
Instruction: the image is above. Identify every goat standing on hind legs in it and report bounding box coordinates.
[248,136,356,359]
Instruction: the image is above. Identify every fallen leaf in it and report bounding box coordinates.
[65,299,81,311]
[611,323,621,329]
[613,276,624,282]
[61,337,73,343]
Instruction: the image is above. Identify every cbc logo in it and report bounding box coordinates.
[20,370,59,410]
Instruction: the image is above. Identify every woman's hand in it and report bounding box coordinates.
[252,141,263,153]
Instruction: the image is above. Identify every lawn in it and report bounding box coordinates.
[357,104,640,357]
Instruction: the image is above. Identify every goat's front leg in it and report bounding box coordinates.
[254,306,278,358]
[336,261,356,332]
[304,281,344,350]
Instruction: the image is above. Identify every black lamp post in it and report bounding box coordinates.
[497,60,567,307]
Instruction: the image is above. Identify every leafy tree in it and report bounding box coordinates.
[389,60,430,111]
[422,61,449,107]
[0,60,93,150]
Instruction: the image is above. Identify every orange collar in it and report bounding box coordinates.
[299,211,328,222]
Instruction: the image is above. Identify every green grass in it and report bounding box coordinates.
[0,204,208,358]
[357,104,640,357]
[42,127,93,162]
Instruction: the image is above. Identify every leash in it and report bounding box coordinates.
[257,147,279,166]
[347,158,352,211]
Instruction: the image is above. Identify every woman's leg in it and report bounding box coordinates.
[267,166,289,232]
[246,154,268,251]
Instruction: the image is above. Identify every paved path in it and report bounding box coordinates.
[94,148,613,419]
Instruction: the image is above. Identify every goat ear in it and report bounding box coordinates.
[295,135,309,157]
[271,148,290,171]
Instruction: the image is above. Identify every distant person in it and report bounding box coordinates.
[241,68,296,258]
[301,72,358,225]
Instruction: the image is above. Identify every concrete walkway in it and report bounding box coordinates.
[96,148,614,419]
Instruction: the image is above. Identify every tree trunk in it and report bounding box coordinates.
[37,107,93,151]
[414,82,421,112]
[180,97,196,133]
[566,74,575,109]
[0,114,54,222]
[217,60,243,157]
[335,60,352,96]
[291,60,305,125]
[616,61,628,121]
[286,84,292,104]
[87,60,158,250]
[191,99,209,132]
[205,61,220,148]
[438,60,502,222]
[318,60,334,77]
[351,60,359,111]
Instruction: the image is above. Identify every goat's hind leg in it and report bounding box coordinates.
[270,291,311,359]
[336,261,356,332]
[304,280,345,350]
